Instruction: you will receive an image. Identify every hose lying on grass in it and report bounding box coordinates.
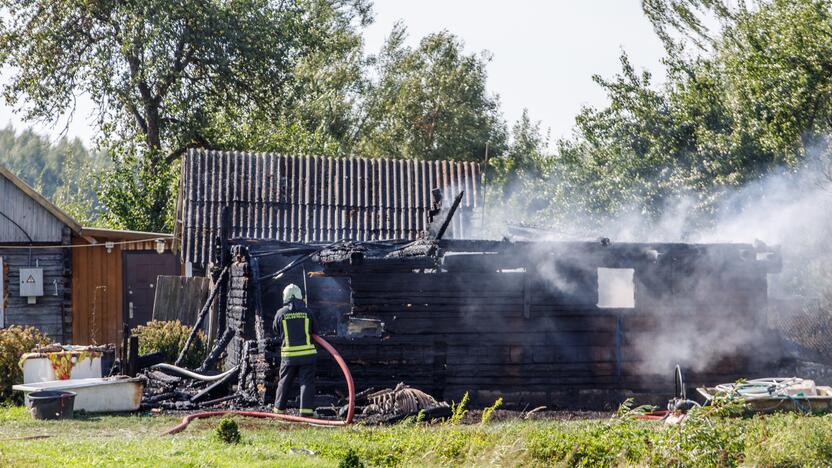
[161,335,355,435]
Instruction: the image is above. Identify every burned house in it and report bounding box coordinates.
[176,149,783,409]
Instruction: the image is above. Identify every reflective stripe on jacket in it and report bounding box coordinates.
[273,300,318,359]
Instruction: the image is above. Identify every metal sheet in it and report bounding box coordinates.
[178,150,482,265]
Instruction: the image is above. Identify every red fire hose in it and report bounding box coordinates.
[162,335,355,435]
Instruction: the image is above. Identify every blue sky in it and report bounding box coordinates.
[0,0,666,147]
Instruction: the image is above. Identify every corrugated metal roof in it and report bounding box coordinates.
[177,149,481,264]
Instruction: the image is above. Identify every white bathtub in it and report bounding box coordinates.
[21,354,102,383]
[13,377,144,413]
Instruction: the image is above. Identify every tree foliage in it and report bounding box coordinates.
[1,1,510,230]
[641,0,733,50]
[356,26,506,162]
[0,126,107,225]
[0,0,372,230]
[202,0,370,158]
[497,0,832,235]
[8,0,831,238]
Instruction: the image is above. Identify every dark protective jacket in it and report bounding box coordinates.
[272,299,318,364]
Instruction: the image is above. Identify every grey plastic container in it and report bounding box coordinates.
[27,390,76,420]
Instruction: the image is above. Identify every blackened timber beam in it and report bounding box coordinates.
[175,266,228,367]
[430,191,464,240]
[198,327,235,372]
[190,367,240,403]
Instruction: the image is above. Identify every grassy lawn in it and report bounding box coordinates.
[2,405,832,467]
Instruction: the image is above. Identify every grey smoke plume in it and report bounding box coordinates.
[480,156,832,375]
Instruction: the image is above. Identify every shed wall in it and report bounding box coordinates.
[0,234,72,342]
[0,173,66,243]
[72,239,179,346]
[71,238,124,345]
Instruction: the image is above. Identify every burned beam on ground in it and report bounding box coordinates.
[198,327,235,373]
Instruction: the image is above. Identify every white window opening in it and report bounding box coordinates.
[597,268,635,308]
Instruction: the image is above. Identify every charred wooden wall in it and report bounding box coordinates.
[226,239,782,409]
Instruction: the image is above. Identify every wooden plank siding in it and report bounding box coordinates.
[71,238,180,345]
[0,167,79,243]
[1,166,80,342]
[226,239,782,409]
[0,231,73,342]
[71,237,124,345]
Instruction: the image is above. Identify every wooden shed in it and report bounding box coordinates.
[1,163,179,345]
[1,165,78,341]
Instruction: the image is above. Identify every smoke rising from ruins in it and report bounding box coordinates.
[478,156,832,375]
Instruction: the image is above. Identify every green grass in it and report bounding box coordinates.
[1,406,832,467]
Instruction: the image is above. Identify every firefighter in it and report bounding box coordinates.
[272,283,318,416]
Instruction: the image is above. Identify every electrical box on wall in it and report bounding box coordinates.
[19,268,44,304]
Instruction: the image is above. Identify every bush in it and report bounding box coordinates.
[131,320,206,369]
[338,448,364,468]
[0,326,52,404]
[215,417,241,444]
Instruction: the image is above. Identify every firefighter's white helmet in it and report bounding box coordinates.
[282,283,303,304]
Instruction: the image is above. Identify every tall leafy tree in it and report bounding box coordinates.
[205,1,369,158]
[490,109,549,191]
[356,25,506,162]
[641,0,732,50]
[0,0,371,231]
[494,1,832,235]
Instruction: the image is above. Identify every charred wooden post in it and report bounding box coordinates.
[214,207,232,338]
[198,327,235,373]
[225,246,250,369]
[175,266,228,367]
[429,191,464,240]
[126,336,139,377]
[250,257,266,348]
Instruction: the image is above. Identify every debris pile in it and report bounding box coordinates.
[697,377,832,414]
[354,383,451,423]
[136,333,450,423]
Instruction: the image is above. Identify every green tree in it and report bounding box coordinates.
[485,110,558,233]
[501,1,832,235]
[0,0,372,231]
[0,126,107,224]
[204,1,369,158]
[356,25,506,161]
[641,0,733,50]
[718,1,832,160]
[490,109,549,194]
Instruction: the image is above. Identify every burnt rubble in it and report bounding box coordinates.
[139,345,450,423]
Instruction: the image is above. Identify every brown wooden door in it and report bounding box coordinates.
[123,251,179,328]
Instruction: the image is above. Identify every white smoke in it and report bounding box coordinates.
[480,155,832,376]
